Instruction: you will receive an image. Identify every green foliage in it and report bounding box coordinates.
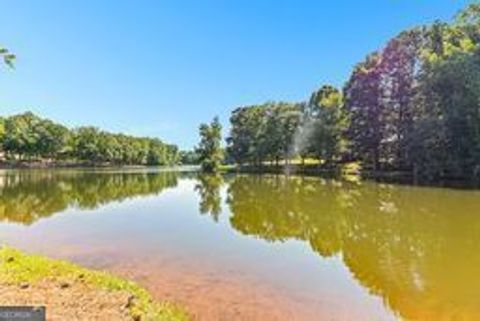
[196,117,223,173]
[343,27,423,170]
[179,150,200,165]
[303,85,346,164]
[410,47,480,179]
[226,102,302,165]
[0,112,179,166]
[227,105,268,164]
[0,47,15,68]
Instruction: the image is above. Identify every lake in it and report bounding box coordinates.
[0,169,479,321]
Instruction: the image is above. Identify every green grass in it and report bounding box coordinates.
[0,246,188,321]
[259,157,322,165]
[219,164,236,171]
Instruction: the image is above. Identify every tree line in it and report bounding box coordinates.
[226,3,480,181]
[0,112,180,166]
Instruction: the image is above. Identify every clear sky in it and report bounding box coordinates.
[0,0,471,149]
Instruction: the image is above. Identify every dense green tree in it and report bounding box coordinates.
[343,52,384,170]
[227,105,267,165]
[380,29,423,168]
[401,10,480,180]
[179,150,200,165]
[36,119,70,159]
[275,103,302,165]
[147,139,166,165]
[197,117,223,173]
[227,102,301,166]
[164,144,180,165]
[301,85,346,164]
[3,112,41,160]
[71,126,102,162]
[410,47,480,179]
[343,29,423,170]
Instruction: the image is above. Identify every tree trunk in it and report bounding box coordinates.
[373,148,380,171]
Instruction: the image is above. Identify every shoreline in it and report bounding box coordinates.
[0,162,478,188]
[0,162,200,172]
[226,164,480,188]
[0,161,166,169]
[0,246,188,321]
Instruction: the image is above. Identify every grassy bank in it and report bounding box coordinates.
[228,163,480,188]
[225,163,354,177]
[0,247,188,321]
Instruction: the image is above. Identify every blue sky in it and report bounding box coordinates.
[0,0,471,149]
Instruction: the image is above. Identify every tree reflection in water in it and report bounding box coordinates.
[0,170,179,225]
[226,175,480,321]
[194,174,224,222]
[1,171,480,320]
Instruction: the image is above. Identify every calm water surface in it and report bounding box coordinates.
[0,169,479,321]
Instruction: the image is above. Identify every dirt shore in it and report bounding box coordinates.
[0,247,188,321]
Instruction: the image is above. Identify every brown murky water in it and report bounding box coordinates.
[0,169,480,320]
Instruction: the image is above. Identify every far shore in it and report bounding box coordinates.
[1,161,479,188]
[0,161,200,171]
[226,164,480,188]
